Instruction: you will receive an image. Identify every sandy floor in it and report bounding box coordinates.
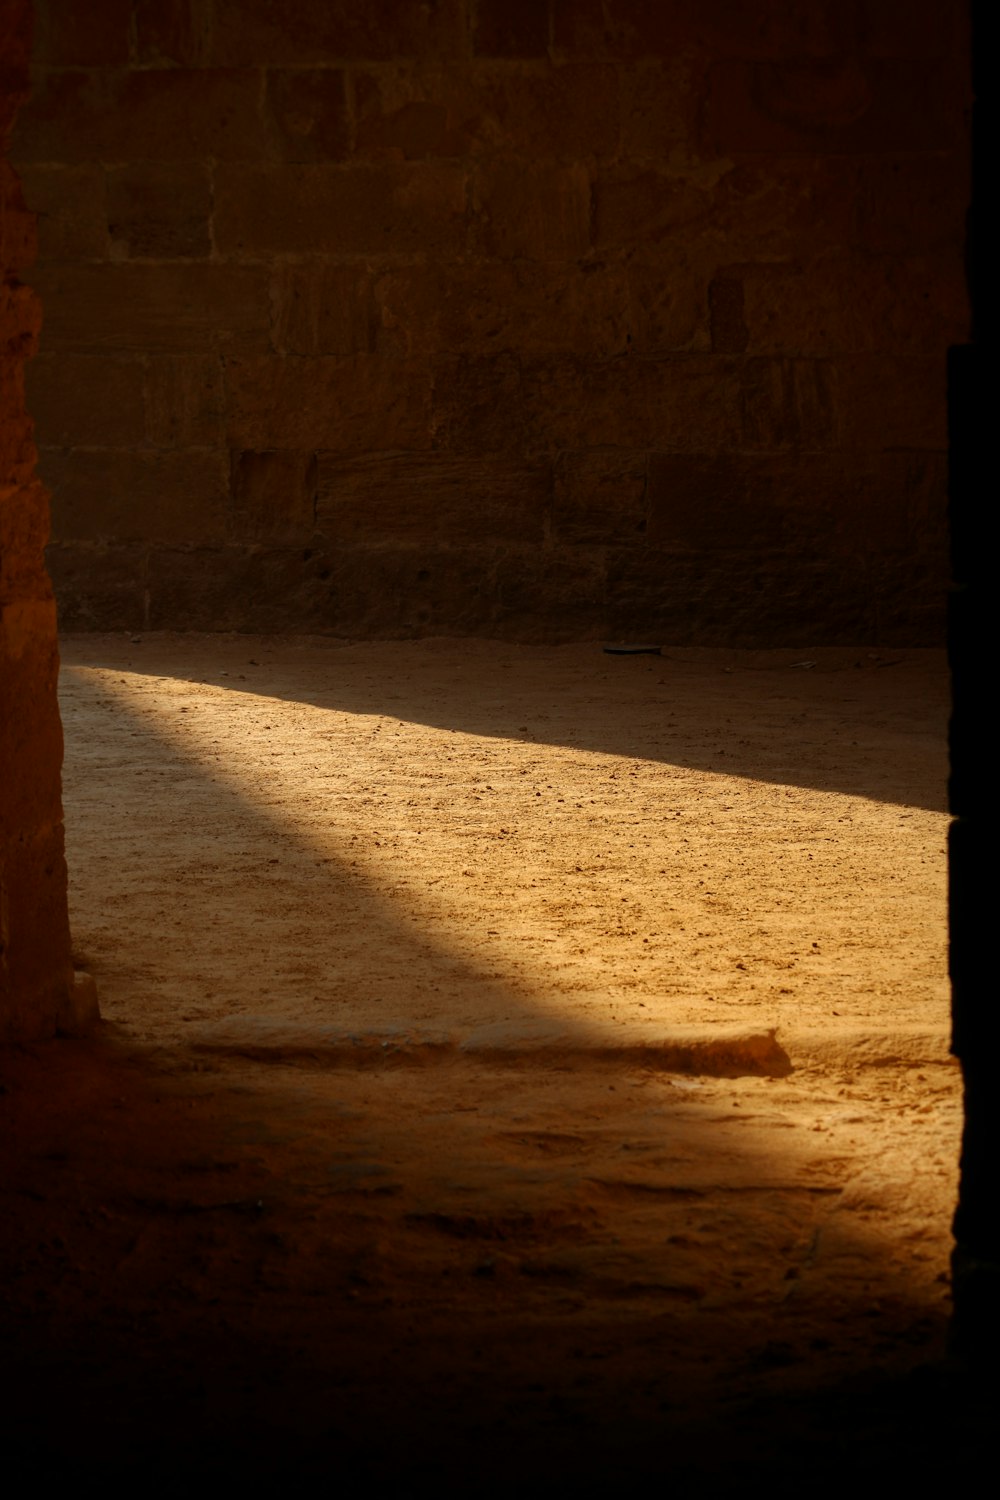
[3,635,977,1483]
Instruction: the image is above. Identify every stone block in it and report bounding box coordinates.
[33,0,131,65]
[706,157,858,262]
[858,0,966,61]
[493,546,607,641]
[552,449,648,545]
[314,452,550,544]
[12,69,266,163]
[708,276,748,354]
[473,0,550,56]
[44,448,228,545]
[0,478,50,602]
[552,0,689,58]
[0,162,37,270]
[620,56,703,158]
[27,354,146,447]
[0,277,38,358]
[374,260,630,357]
[706,58,963,155]
[264,70,350,163]
[474,161,590,260]
[145,354,225,447]
[626,257,711,354]
[225,354,432,451]
[855,154,970,254]
[208,0,463,64]
[230,450,317,541]
[869,552,948,646]
[29,264,271,352]
[214,163,468,255]
[605,547,875,645]
[432,353,742,456]
[647,454,777,552]
[353,61,619,162]
[45,540,146,631]
[0,358,33,485]
[135,0,212,66]
[693,1,857,59]
[106,163,211,259]
[0,815,73,1041]
[272,263,374,356]
[593,167,710,251]
[739,358,838,451]
[837,355,948,451]
[16,166,106,263]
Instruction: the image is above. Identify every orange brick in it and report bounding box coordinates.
[209,0,463,64]
[27,354,145,446]
[225,354,432,451]
[315,452,549,544]
[264,70,350,163]
[106,163,211,259]
[272,263,374,356]
[28,264,271,352]
[16,166,107,263]
[13,69,266,163]
[474,161,589,261]
[214,163,468,255]
[45,448,228,544]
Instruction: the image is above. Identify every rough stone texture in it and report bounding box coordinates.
[0,0,74,1039]
[11,0,969,643]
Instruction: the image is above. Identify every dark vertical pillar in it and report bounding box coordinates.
[948,0,995,1363]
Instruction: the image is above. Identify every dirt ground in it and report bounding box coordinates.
[2,635,986,1484]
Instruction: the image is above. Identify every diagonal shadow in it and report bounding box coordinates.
[63,636,949,814]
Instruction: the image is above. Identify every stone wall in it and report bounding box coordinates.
[12,0,969,643]
[0,0,74,1040]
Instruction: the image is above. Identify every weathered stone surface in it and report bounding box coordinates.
[230,450,318,542]
[706,58,962,155]
[27,354,145,447]
[273,263,374,356]
[13,68,267,163]
[225,355,432,451]
[135,0,212,68]
[493,545,607,640]
[45,540,146,630]
[32,0,131,66]
[264,70,350,163]
[475,161,590,262]
[214,163,468,255]
[145,354,225,448]
[473,0,549,57]
[375,260,630,357]
[552,0,689,59]
[855,154,972,255]
[17,165,106,262]
[209,0,463,64]
[354,62,620,161]
[315,452,550,544]
[552,449,648,545]
[593,168,710,252]
[28,265,271,352]
[1,3,75,1040]
[106,163,212,259]
[837,356,948,451]
[739,358,838,451]
[44,449,228,545]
